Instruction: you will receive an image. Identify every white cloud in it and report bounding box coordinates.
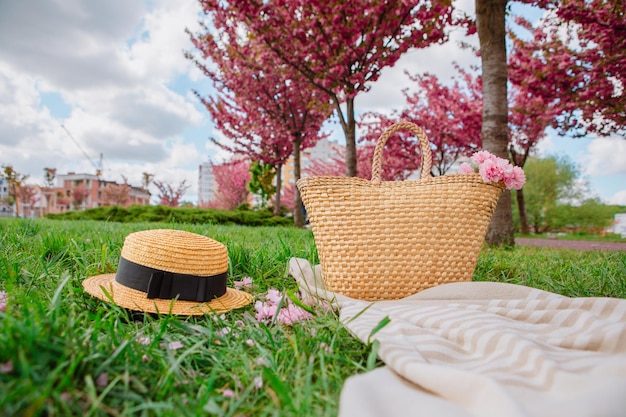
[608,190,626,206]
[359,1,480,115]
[584,136,626,176]
[0,0,145,90]
[0,0,207,196]
[125,0,203,82]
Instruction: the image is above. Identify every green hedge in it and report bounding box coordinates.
[46,205,292,227]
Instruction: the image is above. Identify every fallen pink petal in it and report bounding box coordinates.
[0,291,7,312]
[216,327,230,337]
[234,276,253,290]
[167,341,184,350]
[0,360,13,374]
[222,389,236,398]
[95,372,108,387]
[136,337,150,345]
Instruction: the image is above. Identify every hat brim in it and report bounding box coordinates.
[83,273,253,315]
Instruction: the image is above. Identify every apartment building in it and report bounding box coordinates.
[46,173,151,214]
[198,162,217,206]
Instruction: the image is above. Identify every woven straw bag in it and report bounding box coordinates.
[297,121,504,300]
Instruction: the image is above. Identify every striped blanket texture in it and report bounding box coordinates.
[288,258,626,417]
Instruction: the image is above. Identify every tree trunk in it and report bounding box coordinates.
[331,95,357,177]
[273,164,283,216]
[476,0,514,246]
[15,196,21,217]
[516,188,530,235]
[293,136,304,227]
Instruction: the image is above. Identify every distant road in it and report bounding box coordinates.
[515,238,626,252]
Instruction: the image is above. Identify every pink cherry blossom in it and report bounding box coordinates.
[471,151,496,165]
[254,300,278,322]
[276,303,313,326]
[0,360,13,374]
[265,289,283,305]
[136,337,150,345]
[95,372,108,387]
[0,291,7,312]
[222,389,236,398]
[478,158,504,183]
[503,166,526,190]
[464,151,526,190]
[167,341,184,350]
[254,289,313,325]
[458,162,475,174]
[234,276,253,290]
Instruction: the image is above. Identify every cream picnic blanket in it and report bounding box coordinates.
[288,258,626,417]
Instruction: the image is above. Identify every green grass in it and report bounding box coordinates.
[0,218,625,416]
[45,205,293,227]
[516,232,626,243]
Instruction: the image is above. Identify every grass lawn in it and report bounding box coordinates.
[1,218,624,416]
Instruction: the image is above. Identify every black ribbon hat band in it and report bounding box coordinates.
[115,257,227,302]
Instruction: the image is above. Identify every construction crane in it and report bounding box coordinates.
[60,124,103,177]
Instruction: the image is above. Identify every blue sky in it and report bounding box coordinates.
[0,0,624,205]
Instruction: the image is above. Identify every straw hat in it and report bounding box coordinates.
[82,229,253,315]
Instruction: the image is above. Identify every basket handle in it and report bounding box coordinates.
[370,121,433,184]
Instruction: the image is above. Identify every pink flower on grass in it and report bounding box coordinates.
[254,300,278,322]
[222,389,236,398]
[136,337,151,345]
[0,360,13,374]
[234,276,253,290]
[277,303,313,325]
[265,289,283,304]
[95,372,108,387]
[254,289,313,325]
[167,341,184,350]
[0,291,7,312]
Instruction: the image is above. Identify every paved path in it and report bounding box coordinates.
[515,238,626,252]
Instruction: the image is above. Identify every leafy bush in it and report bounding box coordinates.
[46,205,292,227]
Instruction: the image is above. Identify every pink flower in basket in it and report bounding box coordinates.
[459,151,526,190]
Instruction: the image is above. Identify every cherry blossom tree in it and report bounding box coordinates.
[202,159,251,211]
[188,14,331,225]
[153,180,191,207]
[359,67,483,178]
[18,185,40,217]
[71,184,89,210]
[101,183,130,207]
[364,55,557,234]
[199,0,458,177]
[509,3,625,137]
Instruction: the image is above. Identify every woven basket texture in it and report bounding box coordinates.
[297,121,504,301]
